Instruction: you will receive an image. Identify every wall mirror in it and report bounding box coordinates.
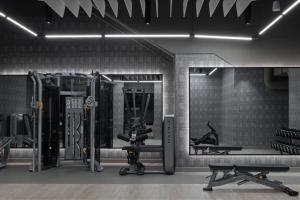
[0,74,163,150]
[189,68,300,155]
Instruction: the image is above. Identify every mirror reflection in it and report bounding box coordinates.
[0,74,163,150]
[189,68,300,155]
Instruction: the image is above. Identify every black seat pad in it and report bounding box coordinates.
[191,145,209,150]
[209,163,234,171]
[210,146,242,151]
[235,164,290,172]
[122,145,163,152]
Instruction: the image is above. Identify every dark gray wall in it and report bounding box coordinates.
[189,72,222,140]
[233,68,288,147]
[189,68,289,148]
[0,76,30,136]
[289,68,300,129]
[220,68,235,145]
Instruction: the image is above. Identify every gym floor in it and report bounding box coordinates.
[0,165,300,200]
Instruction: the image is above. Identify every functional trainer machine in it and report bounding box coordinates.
[30,72,103,172]
[204,163,298,196]
[117,85,175,175]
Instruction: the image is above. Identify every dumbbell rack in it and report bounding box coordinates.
[271,128,300,155]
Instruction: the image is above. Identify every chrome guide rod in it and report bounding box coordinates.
[35,73,43,173]
[30,74,37,173]
[90,77,96,172]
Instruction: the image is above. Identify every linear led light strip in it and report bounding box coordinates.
[195,35,252,41]
[114,80,162,83]
[189,73,207,76]
[6,17,38,37]
[259,0,300,35]
[209,68,218,75]
[102,75,112,82]
[0,10,37,37]
[45,35,102,39]
[0,11,5,18]
[105,34,190,38]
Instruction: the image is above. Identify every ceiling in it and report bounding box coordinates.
[0,1,298,36]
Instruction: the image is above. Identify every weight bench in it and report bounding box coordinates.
[191,144,243,155]
[0,137,13,169]
[122,145,163,153]
[204,163,298,196]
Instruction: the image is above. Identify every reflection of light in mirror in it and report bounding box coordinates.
[0,11,6,17]
[102,75,112,82]
[114,80,162,83]
[209,68,218,76]
[190,73,207,76]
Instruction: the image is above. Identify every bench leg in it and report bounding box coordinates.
[203,171,218,191]
[237,172,298,197]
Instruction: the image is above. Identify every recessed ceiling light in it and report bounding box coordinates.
[6,17,38,37]
[194,34,253,41]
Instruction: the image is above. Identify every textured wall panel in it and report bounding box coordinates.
[289,68,300,129]
[189,72,222,140]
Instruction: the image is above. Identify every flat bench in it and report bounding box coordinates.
[191,144,243,155]
[204,163,298,196]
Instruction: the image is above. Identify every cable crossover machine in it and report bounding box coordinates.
[29,72,103,173]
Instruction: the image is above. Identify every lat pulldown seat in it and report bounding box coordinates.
[204,163,298,196]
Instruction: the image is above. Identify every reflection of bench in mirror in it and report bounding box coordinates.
[204,163,298,196]
[191,144,243,155]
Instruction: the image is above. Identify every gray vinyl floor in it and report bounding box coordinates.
[0,166,300,200]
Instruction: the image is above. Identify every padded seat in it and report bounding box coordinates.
[234,164,290,172]
[209,163,234,171]
[191,145,209,150]
[122,145,163,152]
[210,146,242,151]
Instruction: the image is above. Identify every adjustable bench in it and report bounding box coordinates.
[0,137,13,168]
[204,163,298,196]
[191,144,242,155]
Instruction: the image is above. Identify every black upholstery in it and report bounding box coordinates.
[210,146,242,151]
[122,145,163,152]
[209,163,234,171]
[235,164,290,172]
[208,163,290,172]
[192,144,242,151]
